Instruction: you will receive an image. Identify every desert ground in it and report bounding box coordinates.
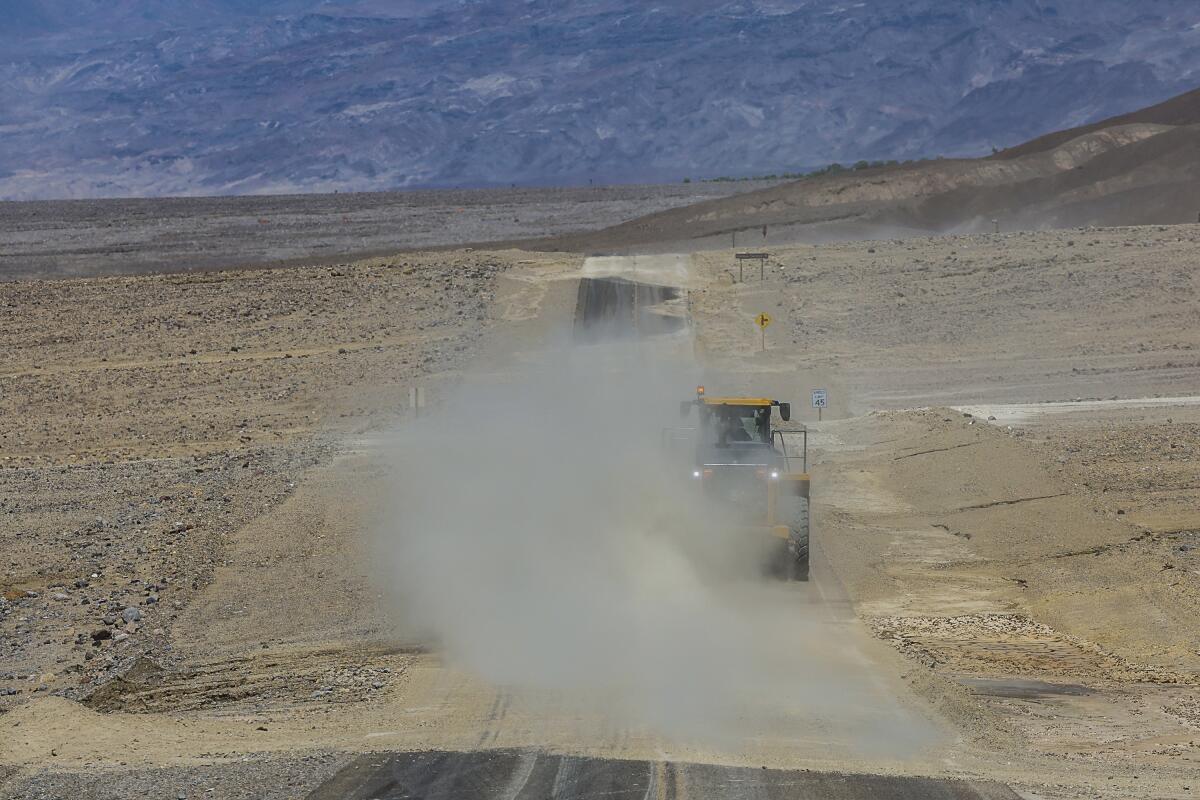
[1,223,1199,799]
[0,181,779,282]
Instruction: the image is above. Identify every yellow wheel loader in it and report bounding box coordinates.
[677,387,811,580]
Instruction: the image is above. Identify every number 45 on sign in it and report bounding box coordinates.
[812,388,828,420]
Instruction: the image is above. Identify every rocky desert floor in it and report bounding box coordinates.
[1,224,1199,799]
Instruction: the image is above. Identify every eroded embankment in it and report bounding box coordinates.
[813,407,1200,795]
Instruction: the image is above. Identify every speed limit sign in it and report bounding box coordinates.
[812,389,828,419]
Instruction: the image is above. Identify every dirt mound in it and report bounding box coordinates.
[538,87,1200,252]
[994,86,1200,160]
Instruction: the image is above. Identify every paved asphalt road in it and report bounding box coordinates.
[307,750,1020,800]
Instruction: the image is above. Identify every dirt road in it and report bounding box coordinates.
[292,253,994,799]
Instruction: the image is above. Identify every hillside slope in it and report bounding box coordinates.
[543,88,1200,250]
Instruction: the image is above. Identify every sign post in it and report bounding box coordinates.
[409,386,426,418]
[755,312,772,351]
[811,388,828,421]
[736,252,769,282]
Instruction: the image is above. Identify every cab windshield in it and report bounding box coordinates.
[702,406,771,447]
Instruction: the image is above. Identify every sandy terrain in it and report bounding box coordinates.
[688,224,1200,409]
[1,225,1199,798]
[0,248,567,709]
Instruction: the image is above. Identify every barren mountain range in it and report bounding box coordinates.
[3,0,1200,199]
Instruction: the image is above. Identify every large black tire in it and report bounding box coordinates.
[788,497,810,582]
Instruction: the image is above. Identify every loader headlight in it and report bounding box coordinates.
[692,470,702,479]
[770,471,780,479]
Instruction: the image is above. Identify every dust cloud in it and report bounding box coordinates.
[372,338,939,754]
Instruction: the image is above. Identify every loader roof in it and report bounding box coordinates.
[699,397,774,407]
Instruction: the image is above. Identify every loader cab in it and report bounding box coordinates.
[680,389,792,468]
